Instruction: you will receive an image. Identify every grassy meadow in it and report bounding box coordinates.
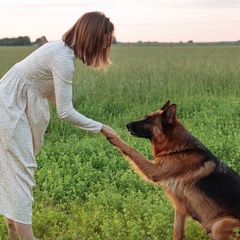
[0,43,240,239]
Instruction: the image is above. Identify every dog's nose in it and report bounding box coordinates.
[126,123,131,130]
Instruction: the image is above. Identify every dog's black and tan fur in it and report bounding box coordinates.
[105,101,240,240]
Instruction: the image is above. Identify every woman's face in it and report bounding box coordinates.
[102,35,108,49]
[102,32,114,49]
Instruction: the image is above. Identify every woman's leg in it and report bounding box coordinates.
[14,221,36,240]
[4,217,36,240]
[5,217,17,239]
[5,217,17,240]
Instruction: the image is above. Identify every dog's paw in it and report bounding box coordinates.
[105,132,121,146]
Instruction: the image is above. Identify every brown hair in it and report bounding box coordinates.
[62,11,114,69]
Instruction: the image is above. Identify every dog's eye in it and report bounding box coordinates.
[145,118,153,124]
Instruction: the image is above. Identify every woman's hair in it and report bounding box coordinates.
[62,11,114,69]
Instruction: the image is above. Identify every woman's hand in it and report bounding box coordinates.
[100,124,118,138]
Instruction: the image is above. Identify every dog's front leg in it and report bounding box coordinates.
[106,133,159,182]
[173,208,186,240]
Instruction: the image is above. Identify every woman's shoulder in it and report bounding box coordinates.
[42,40,70,53]
[41,40,75,62]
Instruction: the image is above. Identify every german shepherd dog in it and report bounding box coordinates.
[105,101,240,240]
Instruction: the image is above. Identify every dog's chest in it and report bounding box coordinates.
[161,177,183,196]
[161,178,202,220]
[161,178,191,207]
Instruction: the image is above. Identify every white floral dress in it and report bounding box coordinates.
[0,40,102,224]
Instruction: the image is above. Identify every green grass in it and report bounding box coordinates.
[0,44,240,239]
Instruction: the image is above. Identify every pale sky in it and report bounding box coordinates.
[0,0,239,43]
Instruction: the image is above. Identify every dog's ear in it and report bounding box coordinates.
[162,104,177,124]
[160,100,171,111]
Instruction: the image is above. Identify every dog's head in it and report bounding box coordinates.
[126,100,181,149]
[126,100,177,139]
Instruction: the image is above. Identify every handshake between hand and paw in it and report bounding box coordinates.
[105,132,120,145]
[100,125,122,146]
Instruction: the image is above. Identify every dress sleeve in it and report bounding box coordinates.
[51,57,102,133]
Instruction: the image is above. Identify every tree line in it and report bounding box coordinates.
[0,36,44,46]
[0,35,118,46]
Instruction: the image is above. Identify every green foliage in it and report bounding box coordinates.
[230,228,240,240]
[0,45,240,239]
[0,46,35,75]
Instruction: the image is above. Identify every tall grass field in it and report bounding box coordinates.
[0,44,240,239]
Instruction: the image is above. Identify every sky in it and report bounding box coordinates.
[0,0,239,43]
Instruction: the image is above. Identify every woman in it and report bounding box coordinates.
[0,11,116,239]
